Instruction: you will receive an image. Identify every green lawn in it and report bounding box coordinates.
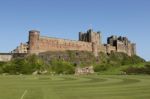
[0,75,150,99]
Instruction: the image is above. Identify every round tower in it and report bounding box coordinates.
[28,30,40,54]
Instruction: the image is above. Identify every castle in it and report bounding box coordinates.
[12,29,136,56]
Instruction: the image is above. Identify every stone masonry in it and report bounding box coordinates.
[13,29,136,57]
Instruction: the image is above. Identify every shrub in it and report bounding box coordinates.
[123,64,150,75]
[2,55,46,74]
[94,64,110,72]
[50,60,75,74]
[0,62,6,74]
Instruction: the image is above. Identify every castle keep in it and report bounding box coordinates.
[12,29,136,56]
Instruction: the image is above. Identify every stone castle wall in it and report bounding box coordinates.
[27,29,136,56]
[0,53,12,62]
[0,53,27,62]
[116,40,126,53]
[107,35,136,56]
[105,44,116,54]
[38,36,92,52]
[28,30,93,54]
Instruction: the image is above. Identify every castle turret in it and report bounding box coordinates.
[28,30,40,54]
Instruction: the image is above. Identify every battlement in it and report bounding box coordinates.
[29,30,40,34]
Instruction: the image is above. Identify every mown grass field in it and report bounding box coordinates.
[0,75,150,99]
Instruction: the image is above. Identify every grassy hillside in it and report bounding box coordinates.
[94,52,146,74]
[0,51,146,75]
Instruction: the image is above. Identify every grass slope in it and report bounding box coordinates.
[0,52,145,75]
[0,75,150,99]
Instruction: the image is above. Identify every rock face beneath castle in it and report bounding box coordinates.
[13,29,136,56]
[75,66,94,75]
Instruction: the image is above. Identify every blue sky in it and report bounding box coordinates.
[0,0,150,60]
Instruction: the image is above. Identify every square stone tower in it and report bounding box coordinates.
[79,29,101,57]
[79,29,101,44]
